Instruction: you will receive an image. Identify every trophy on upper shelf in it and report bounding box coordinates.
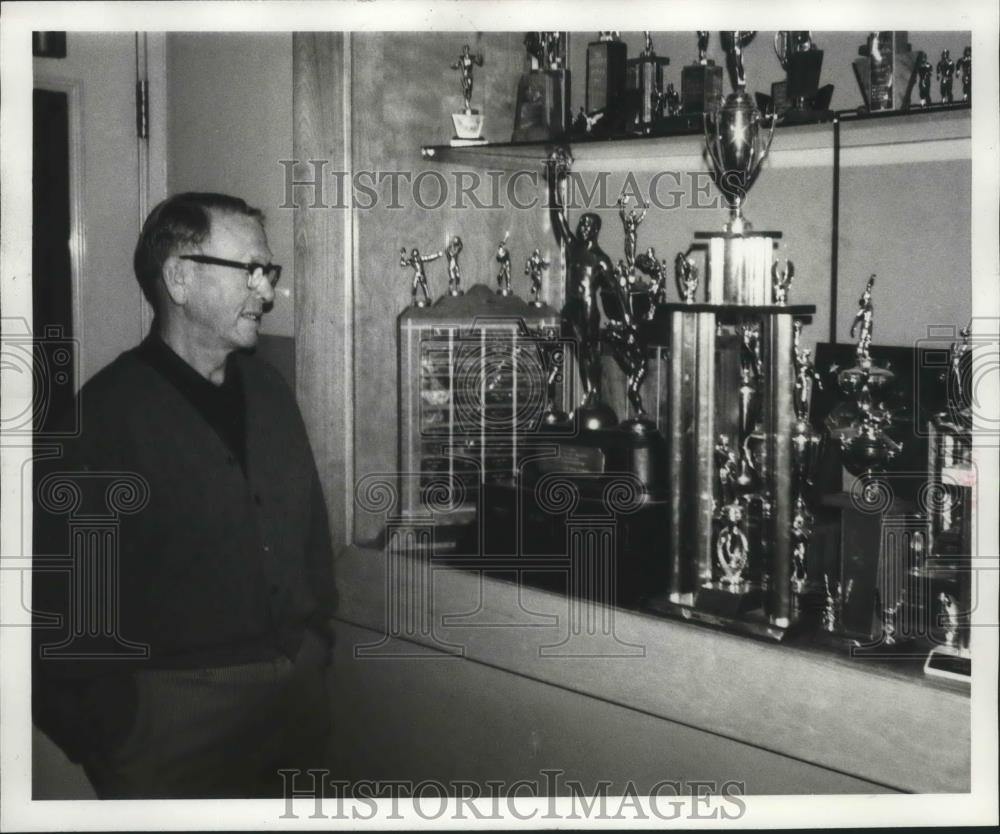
[770,31,833,124]
[681,31,724,115]
[513,32,571,142]
[956,46,971,103]
[584,31,627,133]
[915,51,933,107]
[626,31,670,134]
[936,49,955,104]
[450,44,486,145]
[852,32,918,112]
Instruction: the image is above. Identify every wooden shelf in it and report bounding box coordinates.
[421,103,970,171]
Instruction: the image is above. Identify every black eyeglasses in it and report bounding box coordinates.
[179,254,282,288]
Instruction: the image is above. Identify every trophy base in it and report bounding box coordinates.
[542,408,570,426]
[649,111,703,134]
[451,111,484,140]
[645,591,792,642]
[486,479,669,611]
[780,106,835,125]
[924,646,971,684]
[527,419,667,499]
[626,55,669,131]
[696,583,763,619]
[766,82,834,124]
[681,62,724,114]
[574,399,619,431]
[586,39,627,114]
[785,49,825,105]
[695,230,783,305]
[621,415,657,436]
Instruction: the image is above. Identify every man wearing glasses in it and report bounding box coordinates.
[33,193,336,798]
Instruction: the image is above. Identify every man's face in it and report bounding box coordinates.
[577,214,600,242]
[180,211,275,354]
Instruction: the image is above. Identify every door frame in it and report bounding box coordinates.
[33,33,167,392]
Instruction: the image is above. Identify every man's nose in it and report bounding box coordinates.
[251,273,276,304]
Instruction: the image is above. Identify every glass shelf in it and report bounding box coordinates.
[421,102,971,170]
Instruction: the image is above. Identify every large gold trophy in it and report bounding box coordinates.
[647,31,816,638]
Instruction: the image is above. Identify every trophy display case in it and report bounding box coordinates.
[414,31,975,655]
[397,285,564,550]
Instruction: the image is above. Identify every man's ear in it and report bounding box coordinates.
[161,256,189,306]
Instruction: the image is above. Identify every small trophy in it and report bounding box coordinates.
[445,236,464,296]
[524,248,550,307]
[936,49,955,104]
[852,32,918,112]
[495,232,513,296]
[826,275,903,478]
[585,32,627,118]
[400,246,443,308]
[513,32,571,142]
[617,194,647,275]
[672,251,699,303]
[771,31,832,123]
[956,47,971,102]
[450,44,485,145]
[604,193,661,435]
[605,260,658,433]
[771,258,794,304]
[681,31,724,115]
[626,32,670,133]
[915,51,933,106]
[634,247,669,307]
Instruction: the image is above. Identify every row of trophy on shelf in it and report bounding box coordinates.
[399,236,551,308]
[447,31,971,145]
[852,33,972,112]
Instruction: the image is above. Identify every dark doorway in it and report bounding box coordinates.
[32,88,75,433]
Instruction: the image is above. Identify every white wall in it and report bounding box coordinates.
[166,33,295,339]
[33,33,147,385]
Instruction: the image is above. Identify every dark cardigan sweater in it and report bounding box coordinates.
[33,341,336,760]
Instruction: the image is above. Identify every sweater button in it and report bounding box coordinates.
[254,494,261,505]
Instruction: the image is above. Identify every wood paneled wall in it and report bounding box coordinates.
[293,33,353,547]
